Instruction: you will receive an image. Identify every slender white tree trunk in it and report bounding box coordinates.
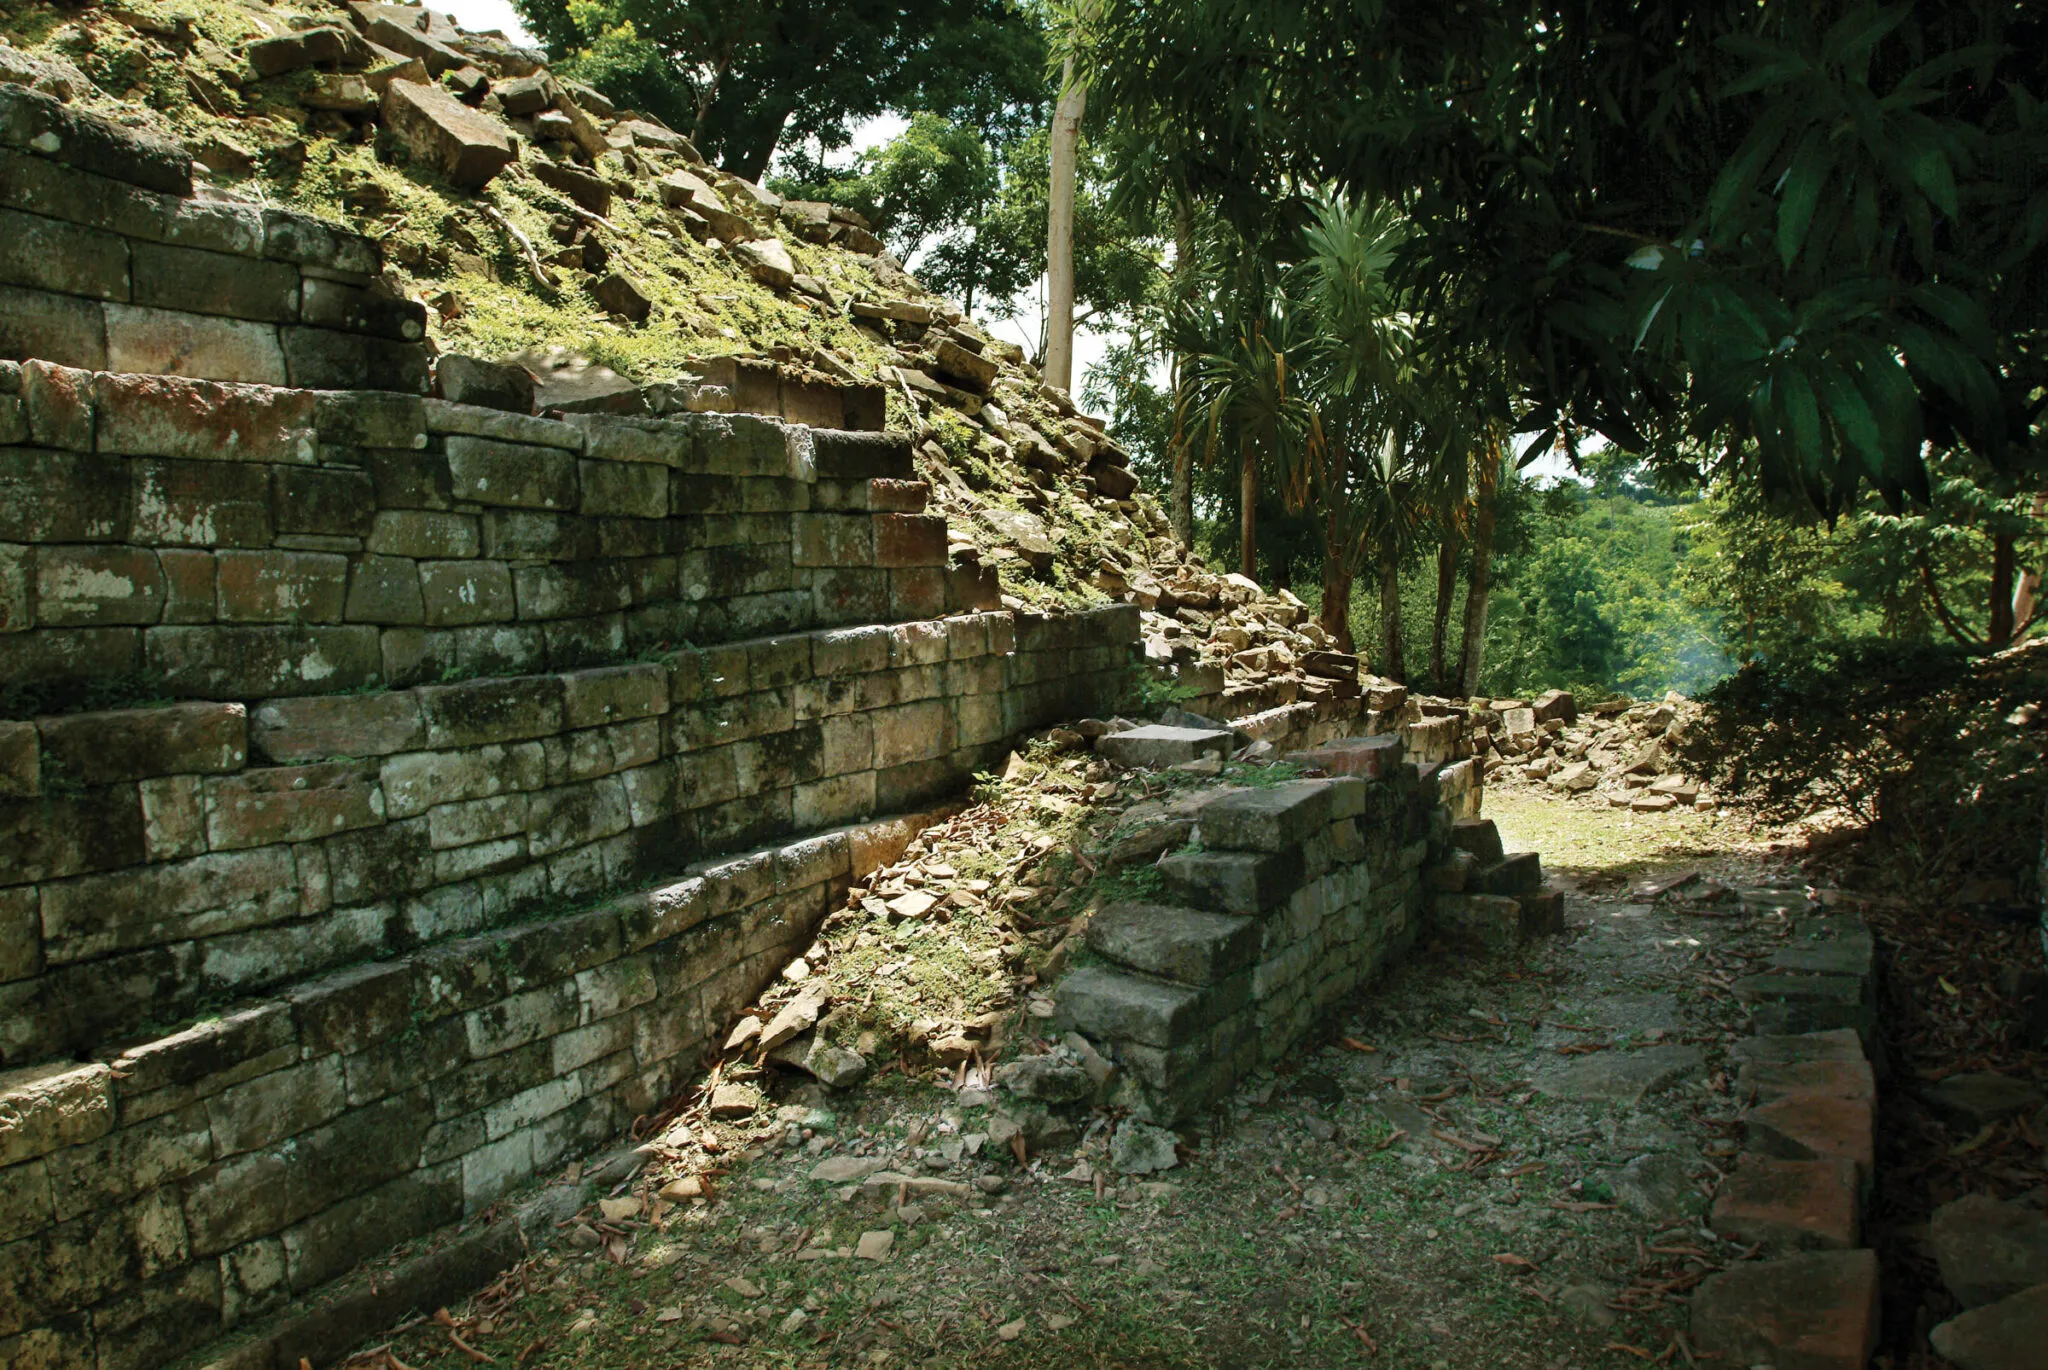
[1044,56,1087,392]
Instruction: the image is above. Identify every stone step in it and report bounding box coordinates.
[1475,851,1542,896]
[1733,971,1875,1043]
[1690,1249,1880,1370]
[1084,902,1259,987]
[1157,847,1306,915]
[1283,733,1403,780]
[1737,1056,1877,1106]
[1051,964,1246,1051]
[1448,816,1503,864]
[1095,724,1234,770]
[1710,1156,1862,1251]
[1193,777,1365,852]
[1729,1027,1867,1068]
[1744,1092,1875,1182]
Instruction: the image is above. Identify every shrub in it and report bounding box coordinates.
[1672,637,2046,895]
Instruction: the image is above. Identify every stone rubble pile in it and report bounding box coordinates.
[1470,687,1712,814]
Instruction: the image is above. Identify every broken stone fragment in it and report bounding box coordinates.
[1109,1121,1180,1174]
[381,78,514,190]
[1932,1194,2048,1307]
[757,983,831,1053]
[706,1083,763,1119]
[590,272,651,323]
[735,237,795,289]
[931,338,998,393]
[1929,1282,2048,1370]
[1095,724,1233,770]
[530,159,613,216]
[994,1054,1095,1105]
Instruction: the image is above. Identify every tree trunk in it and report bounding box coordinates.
[1430,531,1458,690]
[1988,530,2017,649]
[1044,58,1087,394]
[1239,440,1257,582]
[1378,541,1406,683]
[1168,198,1196,548]
[1456,485,1496,696]
[1320,444,1352,650]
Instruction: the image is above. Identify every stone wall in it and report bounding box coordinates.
[0,604,1136,1067]
[0,813,943,1370]
[1,85,427,392]
[0,361,989,699]
[1054,755,1454,1123]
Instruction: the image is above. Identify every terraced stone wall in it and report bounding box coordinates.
[1055,759,1458,1123]
[1,85,427,392]
[0,362,982,699]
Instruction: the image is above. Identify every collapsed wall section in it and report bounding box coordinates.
[0,84,426,393]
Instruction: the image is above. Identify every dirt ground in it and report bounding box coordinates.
[327,784,1858,1370]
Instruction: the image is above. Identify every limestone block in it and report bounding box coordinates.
[369,509,478,559]
[0,283,107,371]
[0,203,131,301]
[1097,724,1233,770]
[131,242,299,323]
[213,549,349,623]
[1086,903,1259,987]
[299,277,427,342]
[1197,779,1357,852]
[381,79,515,191]
[144,623,382,697]
[0,84,191,195]
[104,303,287,386]
[418,558,514,626]
[95,372,319,464]
[131,457,273,548]
[1930,1284,2048,1370]
[1054,964,1247,1050]
[1711,1157,1861,1251]
[0,1062,113,1167]
[0,145,168,241]
[445,435,577,510]
[35,701,246,785]
[578,459,667,518]
[202,761,383,850]
[279,325,429,394]
[1690,1250,1878,1370]
[33,544,165,625]
[1931,1194,2048,1308]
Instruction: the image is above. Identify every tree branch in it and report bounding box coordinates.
[1919,557,1985,650]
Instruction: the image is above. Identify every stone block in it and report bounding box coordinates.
[1930,1283,2048,1370]
[299,276,427,342]
[1096,724,1234,770]
[1711,1157,1861,1251]
[214,549,349,623]
[512,561,631,620]
[1744,1093,1874,1178]
[381,79,515,190]
[0,204,130,301]
[0,1062,113,1167]
[1739,1057,1876,1106]
[417,676,565,748]
[109,1002,297,1102]
[1198,779,1358,852]
[131,242,299,323]
[369,509,478,559]
[1733,971,1872,1039]
[1158,847,1306,916]
[1918,1073,2045,1131]
[1478,851,1543,896]
[278,326,429,394]
[271,466,376,538]
[343,554,425,625]
[312,390,424,448]
[206,1058,349,1159]
[1931,1193,2048,1308]
[165,199,263,257]
[0,450,125,543]
[433,359,537,417]
[560,663,668,729]
[1728,1028,1866,1069]
[579,459,667,518]
[873,512,946,567]
[445,434,577,510]
[418,558,514,626]
[95,372,317,464]
[1054,964,1245,1050]
[104,303,288,386]
[145,624,382,697]
[0,283,106,370]
[284,1163,461,1294]
[128,458,273,552]
[36,701,246,785]
[32,544,165,625]
[203,761,383,850]
[0,721,35,799]
[0,145,168,241]
[41,842,301,963]
[1286,734,1404,779]
[1448,817,1504,864]
[1690,1250,1878,1370]
[1086,903,1260,986]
